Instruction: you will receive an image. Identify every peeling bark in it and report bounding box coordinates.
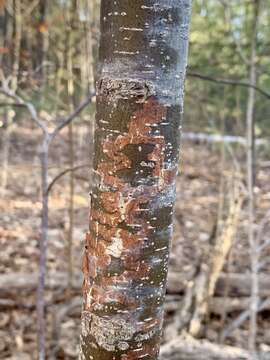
[80,1,192,359]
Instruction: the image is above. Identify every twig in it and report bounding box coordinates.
[221,298,270,341]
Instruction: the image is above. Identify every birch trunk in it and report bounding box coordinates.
[80,1,192,359]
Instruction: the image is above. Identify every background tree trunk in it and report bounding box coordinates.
[80,1,192,359]
[246,0,261,355]
[36,0,48,79]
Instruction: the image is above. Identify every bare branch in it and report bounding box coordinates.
[182,132,267,147]
[187,71,270,100]
[47,164,89,194]
[0,102,26,107]
[50,93,94,141]
[221,298,270,341]
[0,87,47,133]
[0,87,94,139]
[256,209,270,250]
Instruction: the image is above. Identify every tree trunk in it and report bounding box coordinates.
[37,0,48,79]
[246,0,261,354]
[80,1,192,359]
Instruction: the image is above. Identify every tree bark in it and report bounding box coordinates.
[80,1,192,359]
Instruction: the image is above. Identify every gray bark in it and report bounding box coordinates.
[80,1,192,359]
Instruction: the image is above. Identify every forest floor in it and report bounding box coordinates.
[1,122,270,359]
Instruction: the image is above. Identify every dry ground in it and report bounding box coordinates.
[1,122,270,359]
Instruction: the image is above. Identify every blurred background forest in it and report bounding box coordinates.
[0,0,270,359]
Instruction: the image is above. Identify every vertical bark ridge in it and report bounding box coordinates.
[80,1,191,359]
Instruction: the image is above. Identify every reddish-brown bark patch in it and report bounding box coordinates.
[82,96,177,351]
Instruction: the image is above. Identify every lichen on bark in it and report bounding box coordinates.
[80,1,192,359]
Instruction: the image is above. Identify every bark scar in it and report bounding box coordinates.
[97,78,154,103]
